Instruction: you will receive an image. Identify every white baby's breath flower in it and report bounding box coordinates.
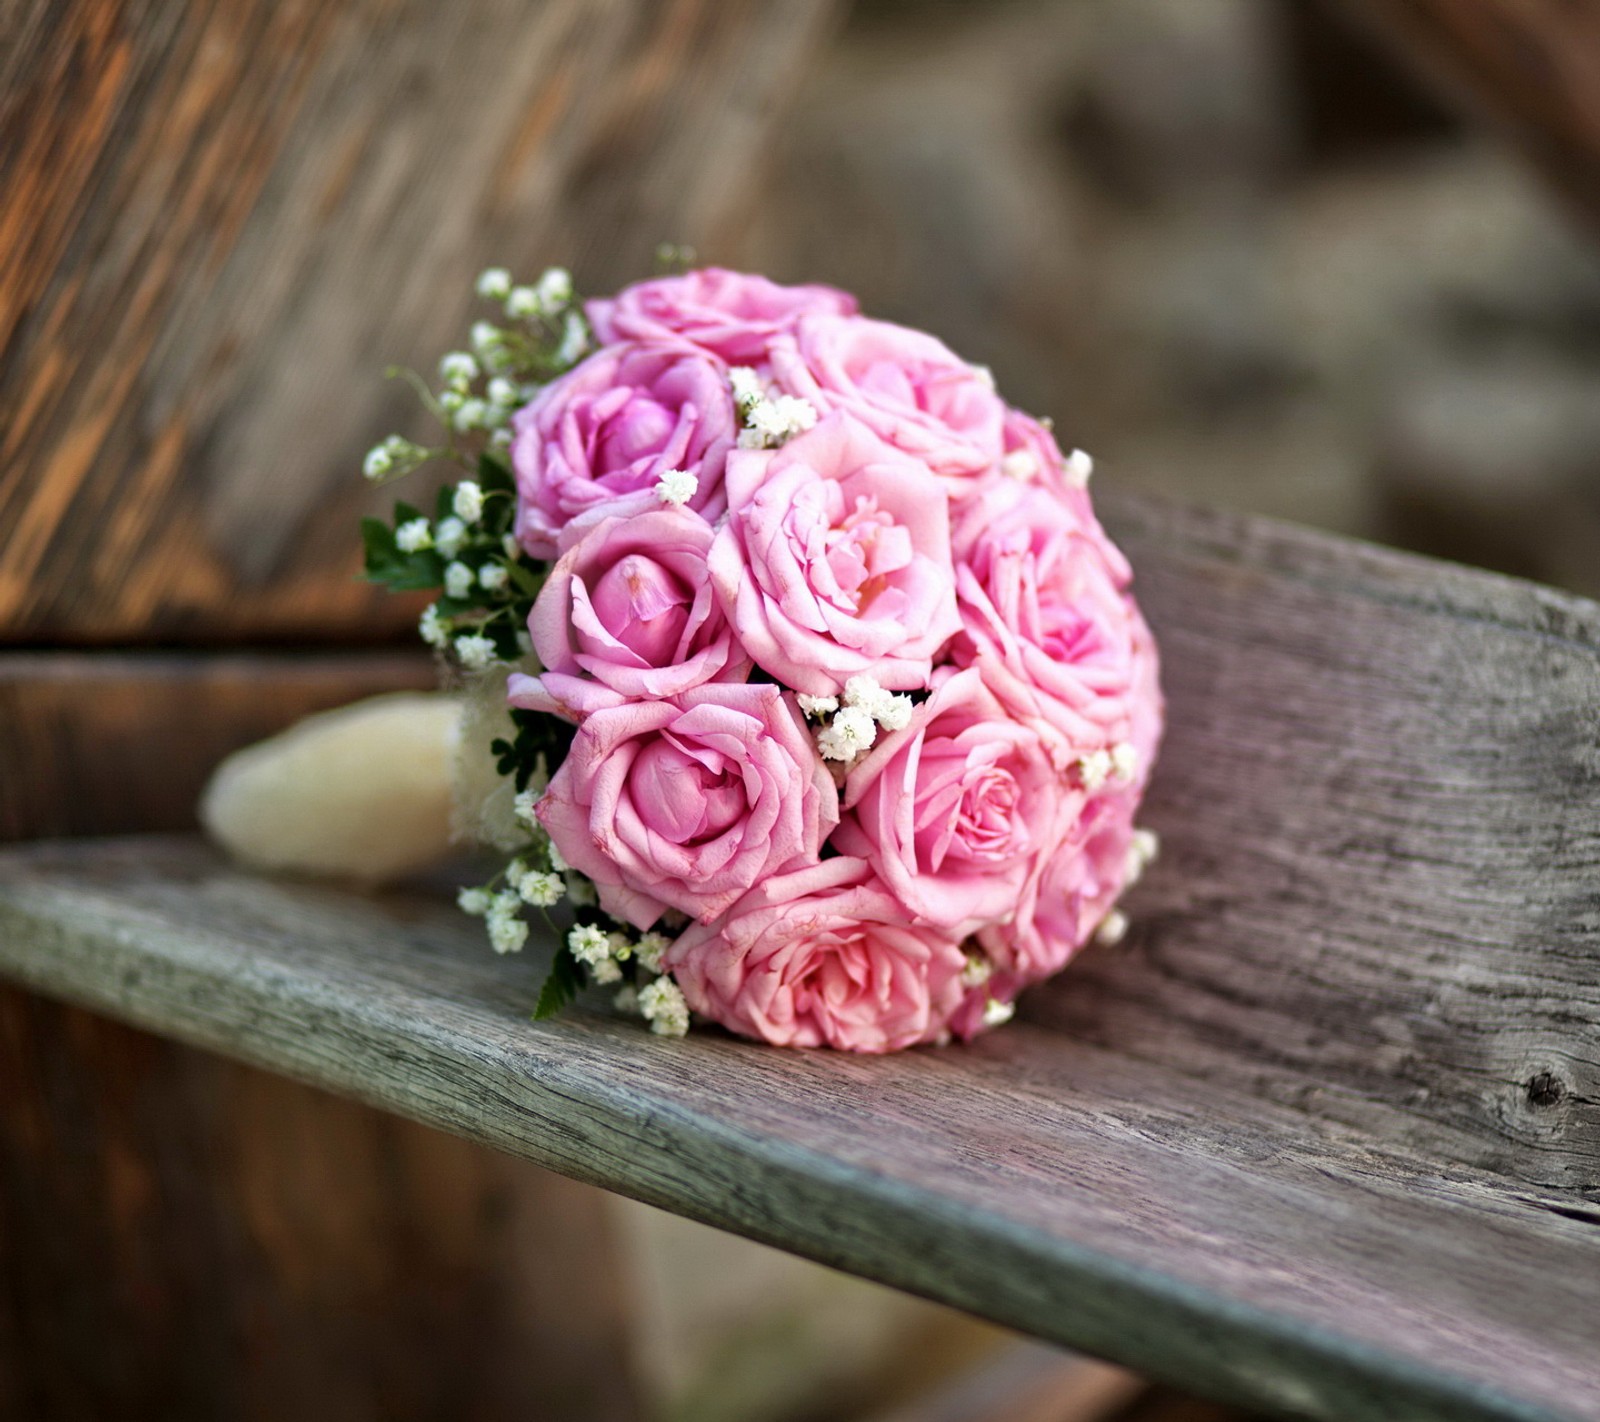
[1094,909,1129,947]
[512,787,538,828]
[816,705,877,762]
[842,674,884,712]
[418,604,449,648]
[589,956,623,985]
[795,694,838,719]
[1001,449,1038,481]
[516,869,564,908]
[1078,748,1113,793]
[728,365,764,407]
[453,481,484,524]
[489,427,512,452]
[1110,742,1139,784]
[457,887,492,916]
[556,310,589,366]
[613,985,641,1016]
[536,266,573,310]
[453,398,488,432]
[470,321,503,356]
[635,931,669,974]
[568,923,612,968]
[444,561,474,599]
[395,518,433,553]
[961,953,993,988]
[362,444,394,480]
[742,394,817,448]
[486,891,528,954]
[1125,827,1161,886]
[476,267,513,301]
[486,377,519,409]
[505,285,541,319]
[454,633,496,671]
[434,516,467,559]
[478,563,509,593]
[876,694,914,732]
[655,467,697,506]
[1065,448,1094,486]
[638,977,690,1037]
[439,351,479,389]
[981,997,1015,1028]
[1132,827,1160,866]
[565,874,597,907]
[546,838,568,874]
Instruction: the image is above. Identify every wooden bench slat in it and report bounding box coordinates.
[2,493,1597,1422]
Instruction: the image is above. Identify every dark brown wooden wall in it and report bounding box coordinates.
[0,0,839,648]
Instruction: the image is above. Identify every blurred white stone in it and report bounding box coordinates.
[200,692,459,884]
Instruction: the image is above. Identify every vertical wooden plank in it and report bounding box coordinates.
[0,0,841,645]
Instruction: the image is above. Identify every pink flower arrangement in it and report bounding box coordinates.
[365,264,1161,1051]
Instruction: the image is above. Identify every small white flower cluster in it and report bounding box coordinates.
[478,265,572,321]
[656,467,698,506]
[470,266,589,399]
[1125,826,1160,886]
[567,923,688,1035]
[1076,741,1139,793]
[461,888,529,956]
[729,366,818,449]
[638,977,690,1037]
[406,478,529,669]
[804,675,915,764]
[363,433,429,483]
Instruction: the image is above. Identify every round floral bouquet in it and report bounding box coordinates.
[360,261,1162,1052]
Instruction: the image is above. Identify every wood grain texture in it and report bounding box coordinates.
[0,983,643,1422]
[1333,0,1600,228]
[0,650,434,841]
[1,495,1596,1422]
[0,0,840,645]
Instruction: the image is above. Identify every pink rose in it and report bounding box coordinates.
[533,683,838,930]
[832,666,1070,931]
[664,858,968,1053]
[771,315,1005,486]
[511,341,735,557]
[977,787,1140,980]
[525,506,750,709]
[707,413,962,695]
[585,267,858,362]
[951,478,1155,754]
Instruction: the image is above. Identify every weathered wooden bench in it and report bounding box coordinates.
[4,493,1596,1422]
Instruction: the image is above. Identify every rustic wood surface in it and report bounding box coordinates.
[0,0,840,646]
[1,495,1596,1422]
[0,984,644,1422]
[1334,0,1600,229]
[0,650,435,841]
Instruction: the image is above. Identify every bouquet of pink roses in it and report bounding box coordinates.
[361,262,1162,1052]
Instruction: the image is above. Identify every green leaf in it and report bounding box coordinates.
[478,451,514,495]
[393,499,425,527]
[384,550,445,591]
[435,483,456,523]
[533,947,582,1020]
[361,517,399,579]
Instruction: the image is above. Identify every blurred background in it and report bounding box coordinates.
[4,1,1599,1419]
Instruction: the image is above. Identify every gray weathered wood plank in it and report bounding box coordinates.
[1,493,1598,1422]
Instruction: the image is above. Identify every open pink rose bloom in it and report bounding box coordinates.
[506,268,1162,1051]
